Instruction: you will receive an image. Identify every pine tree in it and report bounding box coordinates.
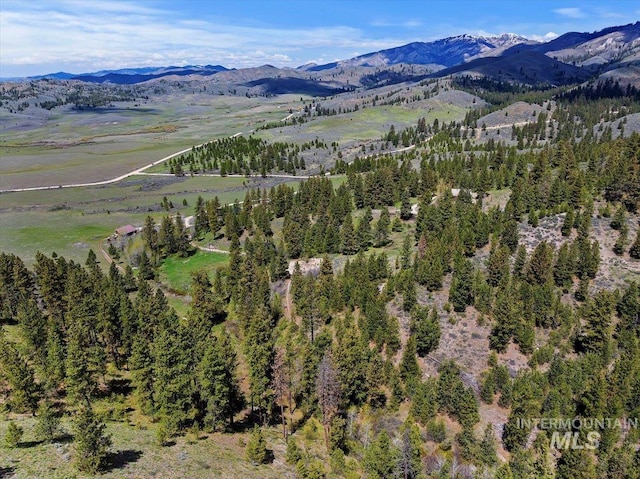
[400,336,421,387]
[198,330,243,431]
[332,315,369,407]
[513,244,528,279]
[73,405,112,474]
[285,437,303,465]
[524,241,554,285]
[449,258,474,312]
[15,299,47,368]
[629,228,640,259]
[554,242,575,290]
[340,213,358,255]
[356,207,372,252]
[123,264,137,292]
[400,234,412,269]
[246,426,268,465]
[65,317,97,405]
[152,318,195,432]
[479,424,498,466]
[410,378,438,425]
[397,415,422,479]
[556,447,597,479]
[501,219,519,253]
[34,401,61,443]
[44,320,65,392]
[412,306,440,357]
[244,306,274,425]
[486,245,511,287]
[0,330,40,413]
[158,215,177,256]
[610,205,626,230]
[613,223,629,255]
[129,333,155,415]
[578,290,615,358]
[4,422,23,448]
[532,432,555,479]
[187,270,224,351]
[272,347,290,439]
[138,252,154,280]
[495,463,515,479]
[173,212,191,257]
[374,208,390,246]
[489,284,519,353]
[194,195,207,237]
[402,272,417,312]
[400,189,412,220]
[561,209,574,236]
[363,430,398,479]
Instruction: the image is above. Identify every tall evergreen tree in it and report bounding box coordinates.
[198,330,243,430]
[245,426,268,465]
[374,208,391,246]
[187,270,224,351]
[73,405,112,474]
[244,306,274,425]
[356,207,373,252]
[629,227,640,259]
[152,317,195,432]
[400,189,412,220]
[400,336,421,387]
[449,258,474,312]
[411,306,440,357]
[486,245,511,287]
[525,241,554,285]
[489,283,520,353]
[0,330,40,413]
[363,430,398,479]
[501,219,519,253]
[397,415,422,479]
[340,213,358,255]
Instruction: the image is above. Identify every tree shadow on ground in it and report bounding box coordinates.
[108,449,143,471]
[0,467,16,479]
[18,433,73,449]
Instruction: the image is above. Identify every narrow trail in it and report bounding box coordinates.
[96,236,125,273]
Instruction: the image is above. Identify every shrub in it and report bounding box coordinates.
[4,422,23,448]
[246,426,267,465]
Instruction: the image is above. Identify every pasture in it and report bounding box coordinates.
[0,175,302,266]
[0,93,305,190]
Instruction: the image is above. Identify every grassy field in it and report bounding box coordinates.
[0,175,305,266]
[159,250,229,294]
[257,101,468,145]
[0,415,293,479]
[0,94,305,190]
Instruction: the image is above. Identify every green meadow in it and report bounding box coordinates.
[159,250,229,294]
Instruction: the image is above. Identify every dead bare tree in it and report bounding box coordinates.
[316,350,341,449]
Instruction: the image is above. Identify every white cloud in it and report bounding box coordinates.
[370,18,423,28]
[553,7,586,19]
[0,1,411,75]
[528,32,559,42]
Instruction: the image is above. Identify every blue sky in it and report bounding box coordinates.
[1,0,639,77]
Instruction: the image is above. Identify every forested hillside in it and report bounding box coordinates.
[1,79,640,479]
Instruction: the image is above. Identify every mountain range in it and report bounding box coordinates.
[300,33,535,71]
[5,21,640,89]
